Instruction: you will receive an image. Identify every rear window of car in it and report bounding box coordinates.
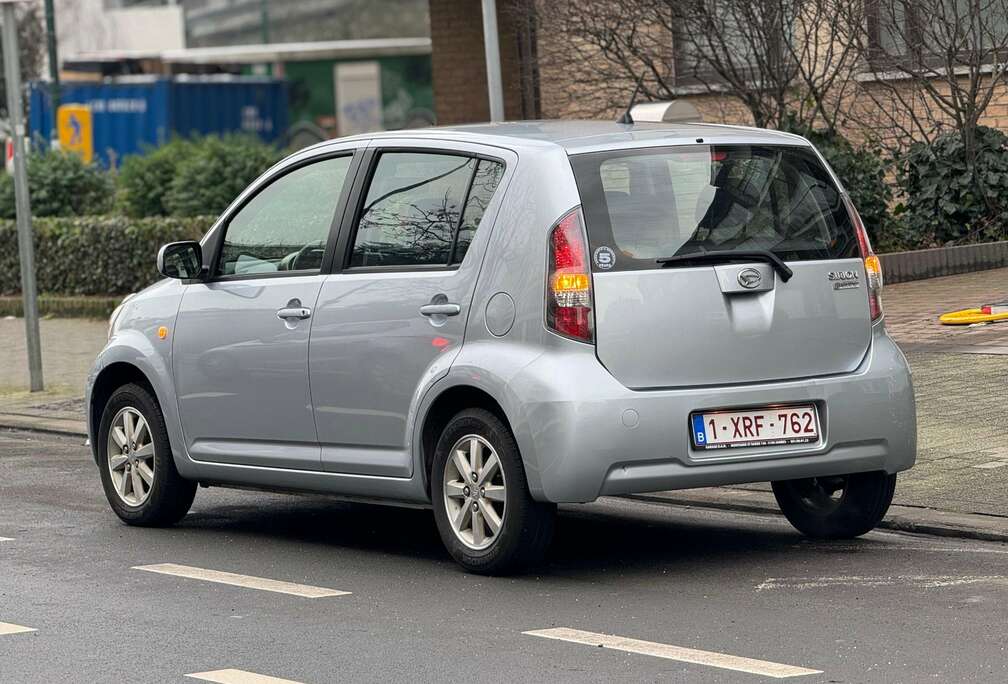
[569,144,858,272]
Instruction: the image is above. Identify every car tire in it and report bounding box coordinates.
[431,408,555,575]
[771,471,896,539]
[97,383,197,527]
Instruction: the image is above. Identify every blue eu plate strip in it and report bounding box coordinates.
[691,414,707,446]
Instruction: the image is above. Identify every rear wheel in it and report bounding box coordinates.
[98,383,196,527]
[772,471,896,539]
[431,408,555,574]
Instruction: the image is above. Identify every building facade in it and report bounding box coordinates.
[427,0,1008,148]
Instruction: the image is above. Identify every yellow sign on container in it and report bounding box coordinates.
[57,104,94,164]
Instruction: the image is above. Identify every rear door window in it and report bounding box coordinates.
[452,159,506,264]
[570,145,858,271]
[349,152,505,268]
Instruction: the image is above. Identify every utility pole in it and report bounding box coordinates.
[480,0,504,122]
[1,0,43,391]
[43,0,58,145]
[260,0,270,45]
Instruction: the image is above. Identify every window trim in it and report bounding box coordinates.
[204,149,362,284]
[335,146,507,274]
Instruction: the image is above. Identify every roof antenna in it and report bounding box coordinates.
[617,72,646,125]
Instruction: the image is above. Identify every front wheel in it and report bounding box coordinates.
[431,408,555,575]
[772,471,896,539]
[97,383,197,527]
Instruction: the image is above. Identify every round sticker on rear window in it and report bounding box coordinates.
[593,246,615,270]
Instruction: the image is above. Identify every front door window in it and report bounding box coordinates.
[218,156,352,276]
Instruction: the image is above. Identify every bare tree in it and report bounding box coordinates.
[847,0,1008,161]
[670,0,864,133]
[516,0,861,134]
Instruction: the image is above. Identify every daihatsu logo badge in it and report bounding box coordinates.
[737,268,762,289]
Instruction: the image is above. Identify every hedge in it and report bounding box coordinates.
[0,295,122,319]
[1,215,215,296]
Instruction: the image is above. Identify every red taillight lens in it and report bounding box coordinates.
[546,209,594,342]
[845,196,883,321]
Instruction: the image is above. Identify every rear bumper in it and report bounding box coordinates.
[510,324,916,503]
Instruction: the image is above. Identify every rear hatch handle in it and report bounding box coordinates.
[656,250,793,282]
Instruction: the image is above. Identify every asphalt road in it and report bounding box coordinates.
[1,429,1006,683]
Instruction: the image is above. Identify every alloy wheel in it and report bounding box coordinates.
[107,406,156,507]
[443,434,507,551]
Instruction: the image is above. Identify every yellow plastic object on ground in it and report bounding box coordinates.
[939,305,1008,325]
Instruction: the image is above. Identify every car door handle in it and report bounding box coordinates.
[419,303,461,317]
[277,306,312,320]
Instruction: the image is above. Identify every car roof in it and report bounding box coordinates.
[321,120,810,155]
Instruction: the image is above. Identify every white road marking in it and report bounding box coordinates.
[757,575,1008,591]
[0,622,36,636]
[186,669,304,684]
[524,627,821,679]
[0,537,13,542]
[133,563,350,598]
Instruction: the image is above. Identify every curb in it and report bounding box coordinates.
[0,413,88,439]
[880,241,1008,283]
[626,488,1008,544]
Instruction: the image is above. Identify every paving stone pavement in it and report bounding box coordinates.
[0,316,108,396]
[1,269,1007,518]
[884,267,1008,352]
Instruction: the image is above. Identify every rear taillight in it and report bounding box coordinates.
[546,208,594,343]
[845,196,883,321]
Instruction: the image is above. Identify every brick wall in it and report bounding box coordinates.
[525,3,1008,145]
[430,1,1008,139]
[428,0,529,124]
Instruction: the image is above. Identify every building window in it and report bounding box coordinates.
[866,0,1008,69]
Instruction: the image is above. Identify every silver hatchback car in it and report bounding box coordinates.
[88,121,916,573]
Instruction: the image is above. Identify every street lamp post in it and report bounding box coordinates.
[480,0,505,122]
[43,0,59,144]
[1,0,43,391]
[260,0,270,45]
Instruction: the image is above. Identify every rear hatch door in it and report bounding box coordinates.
[571,143,871,390]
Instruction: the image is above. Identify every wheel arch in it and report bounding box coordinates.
[418,384,511,496]
[89,362,158,461]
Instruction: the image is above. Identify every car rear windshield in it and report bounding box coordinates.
[569,144,858,272]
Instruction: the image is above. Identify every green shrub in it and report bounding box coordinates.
[164,134,282,217]
[0,149,115,219]
[0,215,214,296]
[116,138,198,217]
[897,126,1008,248]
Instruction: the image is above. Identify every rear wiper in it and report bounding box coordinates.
[656,249,793,282]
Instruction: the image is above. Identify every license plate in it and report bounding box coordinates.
[690,405,819,450]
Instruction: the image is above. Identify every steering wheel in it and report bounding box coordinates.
[288,243,325,271]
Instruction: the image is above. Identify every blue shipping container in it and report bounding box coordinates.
[29,76,288,166]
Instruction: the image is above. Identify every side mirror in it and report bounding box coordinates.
[157,241,206,280]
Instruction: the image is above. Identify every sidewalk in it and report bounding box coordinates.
[0,316,105,436]
[2,270,1007,538]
